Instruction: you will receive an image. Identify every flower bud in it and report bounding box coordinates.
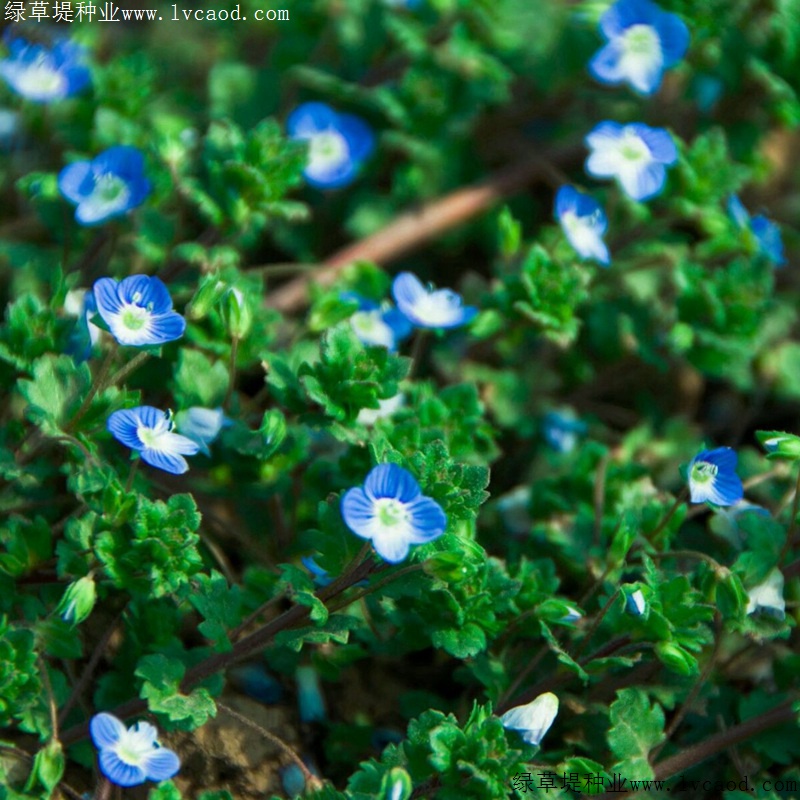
[381,768,412,800]
[58,575,97,626]
[223,287,252,339]
[756,430,800,461]
[500,692,559,747]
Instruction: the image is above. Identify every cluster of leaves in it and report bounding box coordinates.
[1,0,800,799]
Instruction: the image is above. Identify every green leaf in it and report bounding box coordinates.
[607,688,665,780]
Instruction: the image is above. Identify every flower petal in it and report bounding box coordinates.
[340,487,375,538]
[148,311,187,344]
[93,277,123,317]
[99,749,147,787]
[364,463,421,503]
[618,161,665,201]
[371,530,411,564]
[140,447,190,475]
[90,713,126,749]
[406,496,447,543]
[142,746,181,782]
[107,409,146,449]
[58,161,94,203]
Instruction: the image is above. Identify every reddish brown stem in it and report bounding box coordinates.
[267,142,583,313]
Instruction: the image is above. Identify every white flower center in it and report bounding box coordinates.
[114,722,159,766]
[413,291,460,327]
[308,130,348,172]
[623,24,660,57]
[374,498,410,528]
[16,61,66,98]
[691,461,717,485]
[90,173,131,212]
[618,132,650,163]
[120,304,150,332]
[137,415,171,449]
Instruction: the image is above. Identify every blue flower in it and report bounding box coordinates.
[341,464,447,563]
[93,275,185,347]
[58,146,151,225]
[174,407,229,456]
[589,0,689,95]
[625,588,646,616]
[89,712,180,787]
[728,195,785,266]
[65,288,101,362]
[585,121,678,201]
[287,102,375,189]
[392,272,477,330]
[357,393,405,427]
[107,406,200,475]
[746,569,785,620]
[296,665,326,723]
[229,663,284,704]
[500,692,559,747]
[687,447,744,507]
[301,555,334,588]
[555,186,610,265]
[0,37,90,103]
[344,293,413,350]
[542,410,587,453]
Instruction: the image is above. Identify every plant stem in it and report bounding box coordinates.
[217,702,323,790]
[224,335,239,410]
[779,463,800,564]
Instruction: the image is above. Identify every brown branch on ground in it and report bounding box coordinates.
[266,141,584,313]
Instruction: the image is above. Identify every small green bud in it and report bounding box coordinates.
[655,641,697,676]
[259,409,287,459]
[223,287,252,339]
[57,575,97,626]
[756,430,800,461]
[380,768,413,800]
[187,276,227,320]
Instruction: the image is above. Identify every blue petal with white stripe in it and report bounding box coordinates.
[728,195,785,267]
[392,272,477,330]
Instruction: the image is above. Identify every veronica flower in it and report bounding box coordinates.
[58,146,151,225]
[0,107,19,149]
[287,102,375,189]
[746,569,785,620]
[687,447,744,507]
[728,195,785,267]
[500,692,559,747]
[65,288,101,361]
[560,607,583,624]
[174,407,229,456]
[107,406,200,475]
[555,186,610,265]
[93,275,185,347]
[542,409,587,453]
[357,393,405,427]
[625,588,646,616]
[585,122,678,201]
[496,485,531,536]
[0,37,90,102]
[589,0,689,95]
[89,713,180,787]
[392,272,477,330]
[301,555,334,588]
[341,464,447,563]
[228,663,284,705]
[345,293,413,351]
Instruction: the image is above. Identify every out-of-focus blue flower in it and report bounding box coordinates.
[89,712,180,787]
[589,0,689,95]
[392,272,477,330]
[625,588,646,616]
[555,186,610,265]
[229,663,284,705]
[500,692,559,747]
[383,0,422,8]
[357,393,405,427]
[65,288,101,361]
[174,407,229,456]
[688,447,743,507]
[341,463,447,563]
[287,102,374,189]
[746,569,785,620]
[543,409,588,453]
[0,107,20,149]
[0,37,90,102]
[496,485,532,536]
[280,763,306,798]
[296,665,326,724]
[728,195,785,267]
[58,146,151,226]
[93,275,185,347]
[585,121,677,201]
[107,406,200,475]
[344,293,413,351]
[301,555,334,588]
